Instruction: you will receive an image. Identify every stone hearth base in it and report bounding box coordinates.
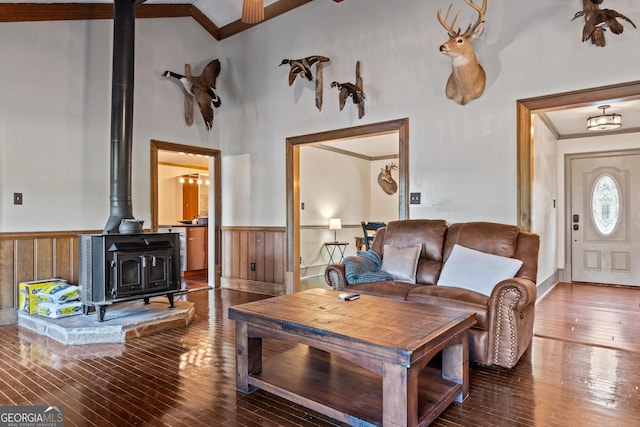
[18,298,195,345]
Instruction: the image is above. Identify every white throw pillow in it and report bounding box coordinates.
[380,244,422,284]
[437,244,523,296]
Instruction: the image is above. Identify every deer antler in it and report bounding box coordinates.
[463,0,487,36]
[437,5,462,37]
[438,0,487,37]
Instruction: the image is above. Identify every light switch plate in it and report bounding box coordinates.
[14,193,23,205]
[410,192,421,204]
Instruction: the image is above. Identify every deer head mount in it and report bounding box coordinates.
[437,0,487,105]
[377,162,398,195]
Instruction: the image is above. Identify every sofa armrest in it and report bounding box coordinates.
[324,264,347,291]
[488,277,537,309]
[486,277,537,368]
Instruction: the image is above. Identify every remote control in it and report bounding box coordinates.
[338,292,360,301]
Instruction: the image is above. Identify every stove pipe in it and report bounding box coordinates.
[103,0,137,234]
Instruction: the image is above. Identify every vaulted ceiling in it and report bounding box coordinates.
[0,0,314,40]
[3,0,639,139]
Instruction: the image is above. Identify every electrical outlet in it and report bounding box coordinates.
[14,193,23,205]
[410,192,421,204]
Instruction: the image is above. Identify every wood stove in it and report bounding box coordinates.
[78,0,183,321]
[79,233,181,322]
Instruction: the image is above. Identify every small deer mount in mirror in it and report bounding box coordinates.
[377,162,398,195]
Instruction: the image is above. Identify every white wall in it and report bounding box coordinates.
[158,164,188,225]
[218,0,640,285]
[532,116,559,284]
[3,1,640,287]
[0,17,220,231]
[298,147,398,271]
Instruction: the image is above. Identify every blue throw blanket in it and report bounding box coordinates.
[343,250,393,284]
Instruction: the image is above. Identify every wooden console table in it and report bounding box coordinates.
[229,288,476,426]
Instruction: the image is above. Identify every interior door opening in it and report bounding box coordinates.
[150,140,221,289]
[286,118,410,293]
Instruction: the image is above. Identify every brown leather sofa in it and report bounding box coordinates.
[325,220,540,369]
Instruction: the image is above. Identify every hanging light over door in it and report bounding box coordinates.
[586,105,622,131]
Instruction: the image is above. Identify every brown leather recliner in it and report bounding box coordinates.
[325,220,540,369]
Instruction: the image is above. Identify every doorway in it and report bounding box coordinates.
[285,118,410,293]
[567,149,640,286]
[517,80,640,287]
[517,80,640,231]
[150,140,222,288]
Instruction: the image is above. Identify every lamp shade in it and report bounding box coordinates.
[329,218,342,230]
[586,105,622,131]
[242,0,264,24]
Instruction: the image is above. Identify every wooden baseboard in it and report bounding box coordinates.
[184,269,207,277]
[220,277,285,296]
[537,269,562,302]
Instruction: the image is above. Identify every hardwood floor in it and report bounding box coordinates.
[534,281,640,353]
[0,279,639,426]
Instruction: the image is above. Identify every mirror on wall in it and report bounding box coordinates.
[157,150,210,225]
[298,134,400,282]
[286,118,410,293]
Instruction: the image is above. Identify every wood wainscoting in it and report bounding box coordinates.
[0,230,98,325]
[221,226,286,296]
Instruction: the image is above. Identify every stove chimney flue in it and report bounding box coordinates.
[104,0,137,234]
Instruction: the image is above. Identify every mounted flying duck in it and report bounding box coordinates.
[330,60,365,119]
[572,0,636,47]
[279,55,330,110]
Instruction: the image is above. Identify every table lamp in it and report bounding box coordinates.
[329,218,342,242]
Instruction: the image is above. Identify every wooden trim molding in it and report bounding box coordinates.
[0,3,192,22]
[218,0,312,40]
[150,140,222,285]
[516,80,640,231]
[0,1,311,41]
[286,118,410,292]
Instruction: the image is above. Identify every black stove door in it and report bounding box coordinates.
[112,252,144,298]
[144,250,172,293]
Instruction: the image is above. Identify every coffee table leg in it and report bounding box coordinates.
[235,321,262,393]
[442,332,470,403]
[382,361,418,427]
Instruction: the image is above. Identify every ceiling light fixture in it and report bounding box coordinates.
[586,105,622,131]
[242,0,264,24]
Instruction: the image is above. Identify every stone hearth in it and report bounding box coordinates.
[18,297,195,345]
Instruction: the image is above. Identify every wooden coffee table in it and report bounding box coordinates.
[229,288,476,426]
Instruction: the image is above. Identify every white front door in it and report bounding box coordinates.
[570,152,640,286]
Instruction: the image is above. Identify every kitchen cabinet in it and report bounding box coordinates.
[158,225,208,275]
[186,226,207,272]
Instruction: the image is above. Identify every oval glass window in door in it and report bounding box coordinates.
[591,174,620,235]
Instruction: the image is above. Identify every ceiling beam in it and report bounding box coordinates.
[218,0,312,40]
[0,3,193,22]
[0,1,313,41]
